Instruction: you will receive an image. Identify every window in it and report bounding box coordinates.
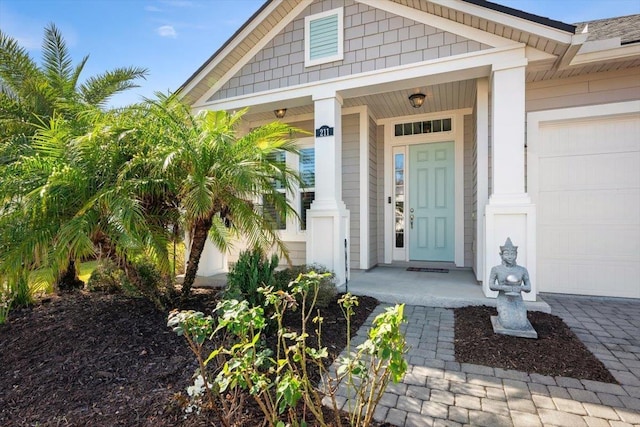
[298,147,315,230]
[394,153,405,248]
[262,141,315,235]
[263,151,286,230]
[304,7,344,67]
[394,117,452,137]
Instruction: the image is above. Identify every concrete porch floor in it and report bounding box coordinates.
[340,266,551,313]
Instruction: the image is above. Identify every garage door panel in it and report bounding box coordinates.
[536,110,640,299]
[539,189,640,224]
[539,224,640,261]
[539,152,640,191]
[538,260,640,298]
[540,115,640,156]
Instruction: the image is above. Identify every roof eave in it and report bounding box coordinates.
[176,0,273,101]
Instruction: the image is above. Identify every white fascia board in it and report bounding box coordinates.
[556,32,589,70]
[356,0,511,48]
[571,43,640,67]
[192,0,314,107]
[194,44,527,112]
[578,37,622,54]
[428,0,573,44]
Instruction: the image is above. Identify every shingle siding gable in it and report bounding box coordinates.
[209,0,489,102]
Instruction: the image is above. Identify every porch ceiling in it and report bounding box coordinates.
[243,78,477,123]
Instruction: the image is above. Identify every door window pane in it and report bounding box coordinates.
[394,153,405,248]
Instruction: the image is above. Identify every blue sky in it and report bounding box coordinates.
[1,0,638,107]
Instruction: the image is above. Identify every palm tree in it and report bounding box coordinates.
[0,24,147,296]
[143,95,302,297]
[0,23,147,124]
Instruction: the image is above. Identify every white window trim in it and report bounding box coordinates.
[304,7,344,68]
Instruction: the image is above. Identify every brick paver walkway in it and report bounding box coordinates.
[330,295,640,426]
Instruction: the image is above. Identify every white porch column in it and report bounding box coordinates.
[484,62,537,301]
[475,78,489,282]
[306,93,350,285]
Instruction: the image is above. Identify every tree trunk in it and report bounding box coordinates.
[182,216,213,298]
[56,259,84,292]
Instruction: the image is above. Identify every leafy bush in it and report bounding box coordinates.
[225,248,279,307]
[274,264,336,308]
[132,258,164,291]
[87,260,125,293]
[169,273,408,427]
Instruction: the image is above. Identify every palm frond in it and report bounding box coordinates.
[79,66,148,107]
[0,30,41,95]
[41,23,74,95]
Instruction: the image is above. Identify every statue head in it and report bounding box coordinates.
[499,237,518,265]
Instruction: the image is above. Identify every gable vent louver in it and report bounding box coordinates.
[305,7,343,67]
[309,14,338,60]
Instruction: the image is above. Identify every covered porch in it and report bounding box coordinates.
[342,265,551,312]
[200,42,539,300]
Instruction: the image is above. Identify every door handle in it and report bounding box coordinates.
[410,214,414,229]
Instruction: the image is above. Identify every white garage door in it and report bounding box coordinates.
[536,111,640,298]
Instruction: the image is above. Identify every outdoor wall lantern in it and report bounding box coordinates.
[274,108,287,119]
[408,93,426,108]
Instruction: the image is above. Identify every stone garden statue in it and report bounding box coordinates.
[489,238,538,339]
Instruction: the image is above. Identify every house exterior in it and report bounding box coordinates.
[179,0,640,300]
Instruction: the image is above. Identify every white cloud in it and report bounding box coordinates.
[145,5,162,12]
[160,0,194,7]
[156,25,177,38]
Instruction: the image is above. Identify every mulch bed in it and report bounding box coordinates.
[454,305,618,383]
[0,290,384,427]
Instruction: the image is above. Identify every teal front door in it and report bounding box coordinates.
[408,142,455,261]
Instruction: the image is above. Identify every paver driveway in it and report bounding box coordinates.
[329,294,640,426]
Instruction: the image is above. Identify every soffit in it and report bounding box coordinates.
[526,58,640,83]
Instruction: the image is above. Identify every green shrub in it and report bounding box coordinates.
[132,258,164,291]
[87,260,125,293]
[274,264,337,308]
[225,248,279,307]
[170,274,408,427]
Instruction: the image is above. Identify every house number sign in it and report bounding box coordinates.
[315,125,334,138]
